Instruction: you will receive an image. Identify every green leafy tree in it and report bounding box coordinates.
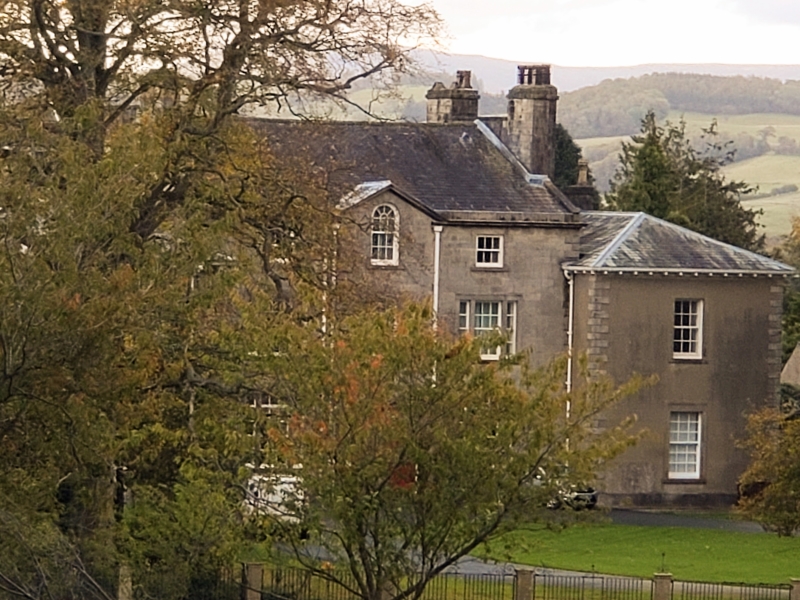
[606,111,764,251]
[738,408,800,536]
[770,218,800,364]
[253,303,645,600]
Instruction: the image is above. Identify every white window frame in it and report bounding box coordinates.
[669,412,701,479]
[505,301,517,356]
[458,301,470,334]
[673,299,703,359]
[370,204,399,266]
[474,301,501,360]
[458,300,517,360]
[475,235,503,268]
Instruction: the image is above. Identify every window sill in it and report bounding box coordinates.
[370,262,402,270]
[670,357,705,364]
[662,478,706,485]
[471,266,509,273]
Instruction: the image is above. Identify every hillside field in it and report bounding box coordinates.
[670,111,800,144]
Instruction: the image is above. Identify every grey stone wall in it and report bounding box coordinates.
[572,273,784,506]
[436,224,579,367]
[341,190,435,304]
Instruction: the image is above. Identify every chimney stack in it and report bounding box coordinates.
[425,70,480,123]
[505,64,558,178]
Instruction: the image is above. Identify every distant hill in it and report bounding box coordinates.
[557,72,800,139]
[413,50,800,94]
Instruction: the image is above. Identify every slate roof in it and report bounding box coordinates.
[565,212,794,275]
[244,118,579,223]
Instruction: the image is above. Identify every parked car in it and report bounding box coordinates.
[547,486,598,510]
[534,468,598,511]
[245,466,304,522]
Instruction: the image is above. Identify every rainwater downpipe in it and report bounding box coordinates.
[432,225,443,328]
[565,269,575,420]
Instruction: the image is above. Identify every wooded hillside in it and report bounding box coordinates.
[559,73,800,139]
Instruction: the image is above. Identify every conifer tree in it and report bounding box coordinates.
[606,111,764,251]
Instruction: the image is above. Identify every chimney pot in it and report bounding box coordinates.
[517,65,551,86]
[425,70,480,123]
[577,159,589,185]
[456,70,472,89]
[506,64,558,178]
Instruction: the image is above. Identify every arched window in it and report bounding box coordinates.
[371,205,398,265]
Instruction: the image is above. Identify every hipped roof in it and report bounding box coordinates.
[565,212,794,275]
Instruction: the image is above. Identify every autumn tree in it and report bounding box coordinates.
[251,304,644,600]
[0,112,296,600]
[0,0,440,235]
[0,2,441,595]
[606,111,764,251]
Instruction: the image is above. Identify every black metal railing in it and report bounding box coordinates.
[225,565,796,600]
[532,574,653,600]
[422,573,516,600]
[674,581,790,600]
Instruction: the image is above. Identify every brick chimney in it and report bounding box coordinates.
[425,70,480,123]
[505,65,558,178]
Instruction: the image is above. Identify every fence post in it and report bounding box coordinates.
[242,563,263,600]
[118,564,133,600]
[653,573,673,600]
[516,569,534,600]
[790,579,800,600]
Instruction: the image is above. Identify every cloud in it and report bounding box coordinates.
[433,0,621,20]
[432,0,800,66]
[730,0,800,25]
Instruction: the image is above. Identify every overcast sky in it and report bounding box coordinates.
[429,0,800,66]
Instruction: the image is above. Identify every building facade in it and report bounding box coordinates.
[249,66,793,506]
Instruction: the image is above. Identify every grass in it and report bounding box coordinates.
[667,111,800,143]
[480,522,800,585]
[742,191,800,239]
[723,154,800,241]
[723,154,800,191]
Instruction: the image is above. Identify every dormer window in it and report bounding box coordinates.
[476,236,503,268]
[371,205,398,266]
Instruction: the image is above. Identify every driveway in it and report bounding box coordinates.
[608,508,764,533]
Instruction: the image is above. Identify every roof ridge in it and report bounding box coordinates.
[474,119,580,214]
[638,212,788,268]
[591,212,646,268]
[474,119,530,178]
[241,116,470,128]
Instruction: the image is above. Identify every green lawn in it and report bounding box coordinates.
[481,522,800,585]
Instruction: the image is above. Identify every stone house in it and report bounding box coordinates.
[247,65,794,506]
